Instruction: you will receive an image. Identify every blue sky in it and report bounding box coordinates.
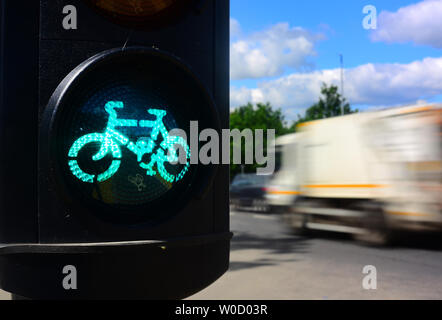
[230,0,442,119]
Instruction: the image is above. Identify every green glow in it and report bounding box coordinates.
[97,160,121,182]
[139,109,168,140]
[68,133,122,183]
[115,119,138,127]
[69,160,94,183]
[92,133,123,161]
[67,101,191,185]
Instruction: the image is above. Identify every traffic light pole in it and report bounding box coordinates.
[1,0,231,300]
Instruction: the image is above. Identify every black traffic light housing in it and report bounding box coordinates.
[0,0,230,299]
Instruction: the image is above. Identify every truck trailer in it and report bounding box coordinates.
[266,105,442,245]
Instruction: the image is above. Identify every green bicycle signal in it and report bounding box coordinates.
[67,101,191,184]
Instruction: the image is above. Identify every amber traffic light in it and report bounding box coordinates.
[84,0,194,27]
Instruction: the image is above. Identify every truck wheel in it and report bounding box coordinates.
[285,208,310,236]
[354,203,395,246]
[355,229,393,246]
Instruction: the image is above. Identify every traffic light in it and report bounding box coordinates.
[0,0,230,299]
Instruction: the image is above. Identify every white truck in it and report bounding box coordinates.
[266,105,442,244]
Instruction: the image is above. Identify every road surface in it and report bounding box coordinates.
[1,210,442,300]
[191,210,442,300]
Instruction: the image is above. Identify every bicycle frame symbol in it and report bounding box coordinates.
[68,101,191,184]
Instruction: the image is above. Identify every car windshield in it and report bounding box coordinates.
[231,174,269,187]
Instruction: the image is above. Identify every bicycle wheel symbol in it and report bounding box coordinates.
[68,133,122,183]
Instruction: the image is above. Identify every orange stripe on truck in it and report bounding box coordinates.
[267,190,302,195]
[303,184,387,189]
[386,211,431,217]
[398,105,433,115]
[267,189,301,196]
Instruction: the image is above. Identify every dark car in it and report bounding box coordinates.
[230,174,270,212]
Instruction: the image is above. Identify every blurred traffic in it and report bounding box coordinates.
[231,104,442,245]
[230,173,270,212]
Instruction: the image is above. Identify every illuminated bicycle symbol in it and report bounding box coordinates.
[68,101,190,184]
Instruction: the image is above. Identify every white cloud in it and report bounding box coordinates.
[230,21,323,80]
[231,57,442,117]
[230,18,241,38]
[371,0,442,48]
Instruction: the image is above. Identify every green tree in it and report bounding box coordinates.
[292,83,358,130]
[230,102,290,178]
